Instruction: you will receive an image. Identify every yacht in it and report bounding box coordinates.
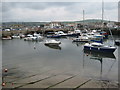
[84,42,116,53]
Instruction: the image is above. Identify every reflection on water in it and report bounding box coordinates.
[72,42,86,47]
[84,50,116,59]
[83,49,116,80]
[44,44,61,50]
[2,36,119,83]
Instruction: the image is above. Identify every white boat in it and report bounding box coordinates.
[44,39,61,46]
[19,34,25,38]
[74,30,81,36]
[34,33,43,40]
[73,36,89,42]
[2,36,12,40]
[24,34,43,41]
[24,35,36,41]
[55,31,67,37]
[12,35,20,39]
[84,42,116,53]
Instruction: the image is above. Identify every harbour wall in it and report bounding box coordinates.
[1,28,120,37]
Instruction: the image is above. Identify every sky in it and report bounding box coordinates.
[1,0,119,22]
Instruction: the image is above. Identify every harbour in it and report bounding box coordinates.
[1,35,119,89]
[1,1,120,89]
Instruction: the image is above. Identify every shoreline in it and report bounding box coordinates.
[1,28,120,37]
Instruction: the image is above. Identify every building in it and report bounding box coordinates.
[49,22,62,28]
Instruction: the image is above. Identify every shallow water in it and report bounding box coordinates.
[2,36,119,83]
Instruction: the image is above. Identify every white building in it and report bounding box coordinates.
[49,22,61,28]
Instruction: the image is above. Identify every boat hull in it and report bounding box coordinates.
[84,46,116,53]
[47,35,61,38]
[67,33,79,37]
[73,40,88,42]
[2,37,12,40]
[44,43,60,46]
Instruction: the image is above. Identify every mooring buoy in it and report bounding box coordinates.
[2,82,6,86]
[34,46,36,49]
[4,69,8,72]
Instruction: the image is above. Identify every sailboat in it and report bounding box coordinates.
[100,1,109,39]
[84,42,116,53]
[83,1,117,53]
[73,10,90,42]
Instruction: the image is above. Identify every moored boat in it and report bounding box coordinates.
[44,39,61,46]
[67,31,79,37]
[12,35,20,39]
[90,39,103,43]
[2,36,12,40]
[47,34,61,38]
[55,31,67,37]
[100,31,108,39]
[24,34,43,41]
[73,36,89,42]
[84,42,116,53]
[115,40,120,46]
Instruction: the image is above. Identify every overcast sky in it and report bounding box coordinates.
[2,1,119,22]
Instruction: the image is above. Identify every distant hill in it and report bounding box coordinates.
[75,19,115,23]
[2,19,116,26]
[60,19,115,24]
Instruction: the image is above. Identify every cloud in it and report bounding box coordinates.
[2,0,120,2]
[2,2,118,22]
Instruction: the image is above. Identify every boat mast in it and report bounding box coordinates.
[83,10,85,30]
[109,21,115,45]
[102,0,104,31]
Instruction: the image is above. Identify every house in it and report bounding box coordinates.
[49,22,62,28]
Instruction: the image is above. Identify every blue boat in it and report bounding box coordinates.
[91,39,103,43]
[67,33,79,37]
[84,42,116,53]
